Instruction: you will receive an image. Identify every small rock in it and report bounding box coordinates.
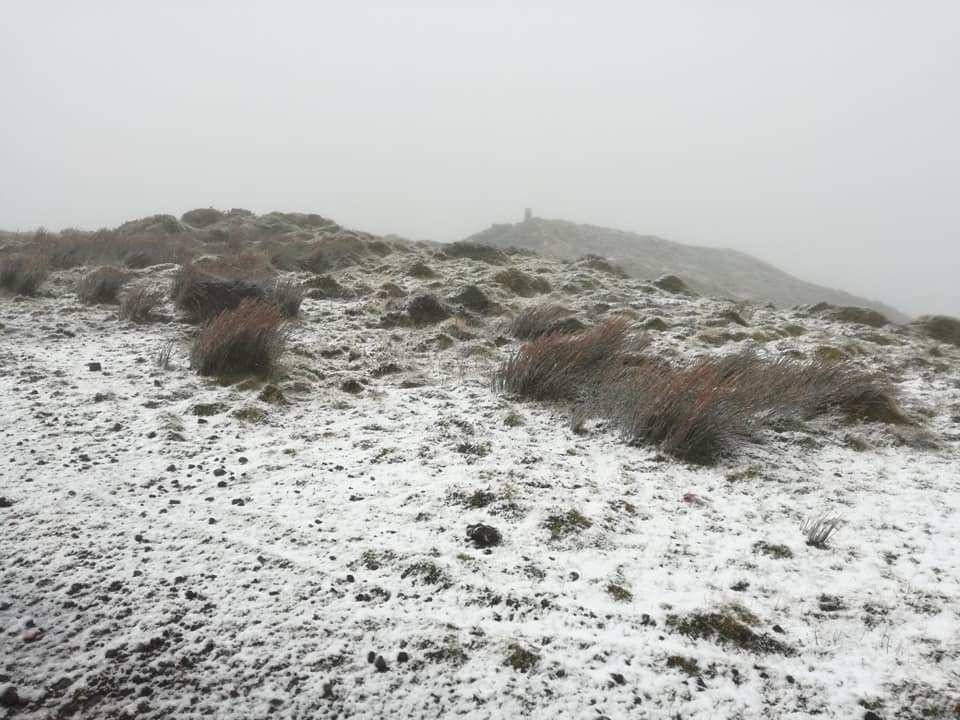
[0,497,13,508]
[374,655,388,672]
[86,362,102,371]
[863,712,882,720]
[367,651,376,664]
[22,628,43,642]
[0,685,26,708]
[610,673,626,686]
[397,651,409,664]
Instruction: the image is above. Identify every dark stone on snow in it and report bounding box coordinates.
[0,685,26,708]
[466,523,502,549]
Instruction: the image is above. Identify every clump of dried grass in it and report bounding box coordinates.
[508,304,581,340]
[190,299,287,377]
[495,317,629,401]
[171,255,301,321]
[601,353,908,464]
[802,514,842,548]
[119,284,165,322]
[265,279,304,318]
[0,254,48,295]
[601,357,759,465]
[77,266,129,304]
[497,320,910,465]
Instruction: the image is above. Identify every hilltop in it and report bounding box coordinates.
[465,216,907,321]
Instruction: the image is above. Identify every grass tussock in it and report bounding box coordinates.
[441,241,508,265]
[301,235,368,273]
[508,304,582,340]
[266,279,304,318]
[35,228,193,270]
[119,285,165,322]
[190,299,287,377]
[171,257,300,322]
[495,318,629,401]
[493,267,551,296]
[602,358,757,464]
[498,316,909,464]
[802,514,842,548]
[0,254,48,295]
[77,266,129,304]
[602,353,908,464]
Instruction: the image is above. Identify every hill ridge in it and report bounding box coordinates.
[465,216,907,321]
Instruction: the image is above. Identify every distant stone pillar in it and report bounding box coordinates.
[524,208,532,222]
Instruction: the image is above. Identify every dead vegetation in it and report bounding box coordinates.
[0,254,48,295]
[119,285,165,323]
[802,514,842,548]
[498,316,910,464]
[190,299,287,377]
[912,314,960,347]
[34,227,193,269]
[666,609,794,655]
[171,256,301,321]
[495,318,629,401]
[494,267,552,296]
[441,241,508,265]
[76,266,129,304]
[508,304,583,340]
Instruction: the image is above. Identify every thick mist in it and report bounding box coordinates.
[2,1,957,316]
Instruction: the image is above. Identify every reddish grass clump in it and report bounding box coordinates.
[0,254,48,295]
[603,357,761,465]
[495,317,630,401]
[190,299,287,377]
[602,352,909,464]
[497,318,909,465]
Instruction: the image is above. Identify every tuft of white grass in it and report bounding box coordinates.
[802,513,842,548]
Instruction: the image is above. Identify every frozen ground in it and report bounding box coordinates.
[2,239,959,719]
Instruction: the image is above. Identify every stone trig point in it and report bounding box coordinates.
[523,207,533,222]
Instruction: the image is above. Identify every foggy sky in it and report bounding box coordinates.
[2,1,958,316]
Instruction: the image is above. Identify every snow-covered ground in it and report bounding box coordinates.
[2,246,958,719]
